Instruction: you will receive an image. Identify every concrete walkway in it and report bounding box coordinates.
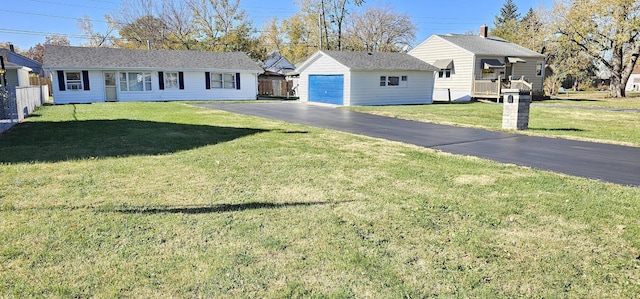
[196,102,640,187]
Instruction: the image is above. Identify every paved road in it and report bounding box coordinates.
[196,102,640,187]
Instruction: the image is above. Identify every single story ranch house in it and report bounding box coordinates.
[43,46,263,104]
[295,50,438,106]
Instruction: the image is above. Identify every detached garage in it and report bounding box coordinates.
[296,50,438,106]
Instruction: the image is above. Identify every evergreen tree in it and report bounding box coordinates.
[491,0,520,42]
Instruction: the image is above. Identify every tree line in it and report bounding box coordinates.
[19,0,414,65]
[491,0,640,98]
[5,0,639,98]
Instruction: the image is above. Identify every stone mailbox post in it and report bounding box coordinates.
[502,89,531,130]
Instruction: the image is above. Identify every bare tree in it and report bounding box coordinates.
[77,15,119,47]
[161,0,196,49]
[343,5,416,52]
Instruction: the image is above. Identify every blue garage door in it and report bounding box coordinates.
[309,75,344,105]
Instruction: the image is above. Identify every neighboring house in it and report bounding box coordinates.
[1,61,32,87]
[409,26,546,101]
[296,50,438,106]
[625,65,640,92]
[43,45,263,104]
[259,52,297,97]
[0,45,44,76]
[263,52,296,75]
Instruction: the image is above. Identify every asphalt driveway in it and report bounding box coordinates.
[196,102,640,187]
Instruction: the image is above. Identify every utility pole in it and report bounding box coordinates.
[319,13,322,50]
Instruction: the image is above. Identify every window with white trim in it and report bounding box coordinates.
[120,72,152,91]
[438,70,451,79]
[211,73,236,89]
[380,75,407,87]
[66,71,83,90]
[388,76,400,86]
[536,62,544,77]
[164,72,179,89]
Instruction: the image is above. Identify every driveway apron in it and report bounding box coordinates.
[196,102,640,187]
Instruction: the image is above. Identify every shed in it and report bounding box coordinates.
[43,46,263,104]
[295,50,438,106]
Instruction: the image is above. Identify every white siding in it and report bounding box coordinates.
[17,68,31,87]
[298,54,349,103]
[51,70,105,104]
[51,70,258,104]
[350,71,433,106]
[626,74,640,91]
[409,35,474,101]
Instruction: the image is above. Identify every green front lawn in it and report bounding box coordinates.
[1,102,639,297]
[349,95,640,146]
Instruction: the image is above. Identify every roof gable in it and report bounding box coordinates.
[43,46,263,71]
[302,50,438,72]
[437,34,545,58]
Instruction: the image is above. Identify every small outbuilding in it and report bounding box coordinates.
[44,46,263,104]
[295,50,438,106]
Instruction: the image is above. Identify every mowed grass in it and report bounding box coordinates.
[349,93,640,146]
[1,102,639,297]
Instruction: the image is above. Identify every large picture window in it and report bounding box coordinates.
[120,72,152,91]
[65,71,83,90]
[210,73,236,89]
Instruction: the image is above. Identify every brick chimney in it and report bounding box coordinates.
[479,25,488,38]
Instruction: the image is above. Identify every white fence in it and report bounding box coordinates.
[1,85,49,134]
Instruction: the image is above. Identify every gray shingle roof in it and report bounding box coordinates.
[321,50,438,71]
[43,46,263,71]
[438,34,545,58]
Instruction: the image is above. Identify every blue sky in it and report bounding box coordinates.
[0,0,553,51]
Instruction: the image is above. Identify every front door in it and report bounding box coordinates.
[104,72,117,102]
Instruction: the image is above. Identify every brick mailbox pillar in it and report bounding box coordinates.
[502,89,531,130]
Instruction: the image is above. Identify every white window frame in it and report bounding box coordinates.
[120,72,152,92]
[65,71,83,91]
[211,73,236,89]
[387,76,400,86]
[380,75,407,87]
[438,70,451,79]
[536,62,544,77]
[164,72,179,90]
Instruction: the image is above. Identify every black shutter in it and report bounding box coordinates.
[57,71,65,91]
[178,72,184,90]
[82,70,90,90]
[235,73,241,90]
[205,72,211,89]
[158,71,164,90]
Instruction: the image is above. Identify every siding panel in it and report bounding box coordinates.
[51,70,258,104]
[409,36,474,101]
[350,71,434,106]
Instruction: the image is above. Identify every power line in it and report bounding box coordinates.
[0,9,113,24]
[27,0,114,10]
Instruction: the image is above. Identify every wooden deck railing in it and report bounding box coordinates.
[473,76,532,100]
